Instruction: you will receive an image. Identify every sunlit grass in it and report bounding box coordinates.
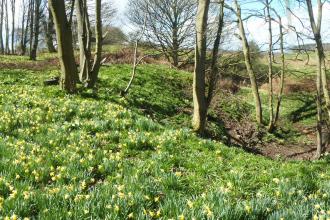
[0,62,329,219]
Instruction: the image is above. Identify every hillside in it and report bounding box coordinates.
[0,55,330,219]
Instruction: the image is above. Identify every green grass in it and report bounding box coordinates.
[0,62,330,220]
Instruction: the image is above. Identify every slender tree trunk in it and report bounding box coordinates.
[19,0,26,55]
[29,0,34,55]
[5,0,10,54]
[274,17,285,124]
[192,0,210,134]
[87,0,102,88]
[235,0,263,124]
[21,3,30,56]
[266,0,275,132]
[172,26,179,67]
[0,0,4,54]
[76,0,91,83]
[10,0,15,54]
[206,0,224,109]
[315,50,324,159]
[48,0,78,93]
[44,9,56,53]
[306,0,326,158]
[30,0,41,60]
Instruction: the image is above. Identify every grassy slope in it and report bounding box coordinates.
[0,62,329,220]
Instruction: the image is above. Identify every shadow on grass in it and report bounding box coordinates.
[287,94,316,123]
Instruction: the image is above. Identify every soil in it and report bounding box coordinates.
[225,117,330,161]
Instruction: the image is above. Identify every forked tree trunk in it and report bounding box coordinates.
[48,0,78,93]
[192,0,210,134]
[234,0,263,125]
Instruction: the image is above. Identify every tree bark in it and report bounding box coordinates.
[87,0,103,88]
[5,0,10,54]
[266,0,275,132]
[30,0,41,60]
[306,0,326,158]
[0,0,4,54]
[234,0,263,125]
[10,0,15,54]
[48,0,78,93]
[206,0,224,109]
[44,8,56,53]
[76,0,91,83]
[21,1,30,56]
[192,0,210,134]
[274,17,285,125]
[29,0,34,56]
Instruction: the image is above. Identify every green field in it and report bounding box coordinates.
[0,56,330,220]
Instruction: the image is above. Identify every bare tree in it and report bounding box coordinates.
[127,0,196,67]
[231,0,263,125]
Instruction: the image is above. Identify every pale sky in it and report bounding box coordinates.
[110,0,330,49]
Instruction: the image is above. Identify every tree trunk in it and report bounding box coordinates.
[44,9,56,53]
[274,17,285,125]
[30,0,41,60]
[306,0,326,158]
[315,50,324,159]
[266,0,275,132]
[0,0,4,54]
[10,0,15,54]
[21,3,30,56]
[172,26,179,67]
[48,0,78,93]
[5,0,10,54]
[206,0,224,109]
[192,0,210,134]
[87,0,103,88]
[19,0,26,55]
[76,0,91,83]
[235,0,263,125]
[29,0,34,56]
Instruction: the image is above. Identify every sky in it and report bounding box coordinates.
[111,0,330,49]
